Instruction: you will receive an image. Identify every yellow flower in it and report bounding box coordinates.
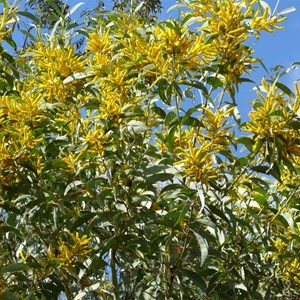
[56,231,92,269]
[251,5,285,37]
[84,124,111,155]
[0,5,18,42]
[245,78,289,139]
[175,140,217,185]
[201,106,234,150]
[30,43,86,78]
[86,31,112,55]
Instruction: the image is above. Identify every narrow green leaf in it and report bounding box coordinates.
[63,72,92,84]
[167,3,185,13]
[174,205,189,227]
[278,7,296,15]
[127,120,148,133]
[281,212,295,232]
[237,137,254,152]
[0,263,29,274]
[180,269,207,290]
[18,28,37,42]
[151,105,166,119]
[64,180,83,196]
[193,232,208,266]
[0,292,18,300]
[165,111,177,127]
[65,2,84,18]
[17,11,40,24]
[0,225,22,238]
[275,82,295,97]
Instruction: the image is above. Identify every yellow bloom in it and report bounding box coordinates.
[251,6,285,37]
[84,124,111,155]
[175,140,217,185]
[245,78,289,139]
[30,43,86,78]
[56,231,92,269]
[86,31,112,55]
[201,106,234,150]
[0,5,18,42]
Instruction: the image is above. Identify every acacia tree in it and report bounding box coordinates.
[0,0,299,299]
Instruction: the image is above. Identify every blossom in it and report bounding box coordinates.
[175,140,217,185]
[86,31,112,54]
[47,231,92,269]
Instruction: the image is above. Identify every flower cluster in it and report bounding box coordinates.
[175,106,233,185]
[185,0,285,86]
[48,231,92,269]
[266,226,300,288]
[245,78,300,157]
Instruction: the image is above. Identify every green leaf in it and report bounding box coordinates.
[193,232,208,266]
[237,137,254,152]
[0,292,19,300]
[281,212,295,232]
[179,269,207,290]
[71,212,96,231]
[151,105,166,119]
[18,28,37,42]
[17,11,41,24]
[167,3,185,13]
[0,225,22,238]
[0,263,29,274]
[278,7,296,15]
[174,205,189,227]
[165,111,177,127]
[206,77,223,89]
[233,106,241,125]
[289,121,300,129]
[65,2,84,18]
[167,125,177,151]
[63,72,92,84]
[45,0,63,14]
[64,180,83,196]
[158,78,170,105]
[127,120,148,133]
[147,173,174,184]
[182,80,208,95]
[234,157,248,167]
[275,82,295,97]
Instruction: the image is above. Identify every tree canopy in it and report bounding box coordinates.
[0,0,299,299]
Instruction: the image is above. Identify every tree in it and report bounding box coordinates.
[0,0,299,299]
[25,0,162,28]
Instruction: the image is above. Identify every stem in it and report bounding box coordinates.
[175,95,182,147]
[110,248,120,300]
[61,273,72,300]
[165,228,174,299]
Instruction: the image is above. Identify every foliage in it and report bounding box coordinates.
[25,0,162,29]
[26,0,70,27]
[0,0,299,299]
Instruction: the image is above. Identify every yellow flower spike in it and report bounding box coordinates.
[0,5,19,42]
[292,82,300,114]
[175,140,217,185]
[251,5,286,37]
[86,31,112,55]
